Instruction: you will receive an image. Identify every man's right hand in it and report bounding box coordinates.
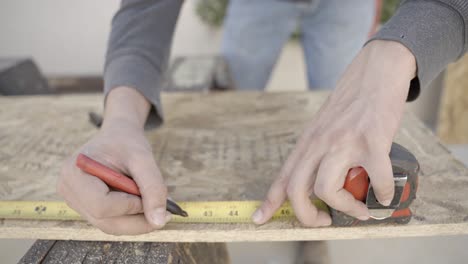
[57,87,169,235]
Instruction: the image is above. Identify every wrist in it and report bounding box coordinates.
[366,40,416,107]
[361,40,417,131]
[102,86,151,130]
[364,40,416,81]
[329,40,418,135]
[334,40,417,107]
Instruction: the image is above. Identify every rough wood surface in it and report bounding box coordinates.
[438,54,468,143]
[19,240,229,264]
[0,92,467,242]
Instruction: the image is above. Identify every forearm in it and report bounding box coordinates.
[102,86,151,130]
[104,0,183,126]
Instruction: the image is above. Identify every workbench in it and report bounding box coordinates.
[1,92,467,262]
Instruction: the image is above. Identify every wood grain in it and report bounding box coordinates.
[438,54,468,143]
[0,92,467,242]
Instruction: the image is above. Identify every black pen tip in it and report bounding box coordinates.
[180,210,189,217]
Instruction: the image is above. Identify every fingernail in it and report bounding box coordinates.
[252,210,263,224]
[150,208,167,226]
[382,199,392,206]
[358,215,370,221]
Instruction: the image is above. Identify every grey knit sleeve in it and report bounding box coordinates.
[104,0,183,127]
[369,0,468,101]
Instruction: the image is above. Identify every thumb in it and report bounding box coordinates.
[128,156,170,228]
[363,150,394,206]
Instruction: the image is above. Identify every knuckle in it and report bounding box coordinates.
[313,181,329,200]
[142,182,167,197]
[86,204,108,219]
[285,184,297,200]
[314,183,339,208]
[126,197,141,213]
[262,197,276,212]
[270,177,288,195]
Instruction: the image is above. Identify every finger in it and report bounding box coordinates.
[287,154,332,227]
[64,167,144,219]
[91,213,171,236]
[362,149,394,206]
[252,133,313,224]
[128,155,170,228]
[314,153,369,220]
[252,177,287,224]
[288,181,332,227]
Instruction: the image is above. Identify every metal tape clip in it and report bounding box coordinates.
[366,173,407,220]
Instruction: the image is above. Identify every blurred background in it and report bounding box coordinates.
[1,0,467,263]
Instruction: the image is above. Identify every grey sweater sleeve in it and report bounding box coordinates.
[369,0,468,101]
[104,0,183,127]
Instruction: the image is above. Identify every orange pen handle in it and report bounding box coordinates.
[76,153,141,196]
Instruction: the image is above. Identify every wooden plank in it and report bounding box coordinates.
[19,240,229,264]
[438,54,468,143]
[0,92,467,242]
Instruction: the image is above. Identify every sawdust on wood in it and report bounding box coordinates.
[0,92,467,242]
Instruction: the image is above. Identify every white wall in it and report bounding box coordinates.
[0,0,222,75]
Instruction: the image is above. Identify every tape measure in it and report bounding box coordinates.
[0,200,328,223]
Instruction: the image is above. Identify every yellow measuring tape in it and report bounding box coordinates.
[0,200,328,223]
